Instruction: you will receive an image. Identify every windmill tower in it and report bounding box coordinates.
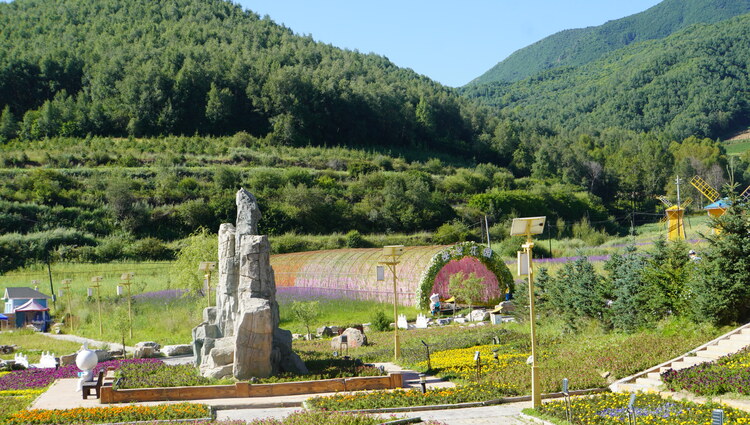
[690,175,750,234]
[658,176,692,241]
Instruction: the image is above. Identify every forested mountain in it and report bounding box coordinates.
[0,0,496,159]
[463,13,750,140]
[470,0,750,85]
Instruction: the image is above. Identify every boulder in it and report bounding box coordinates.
[0,345,15,354]
[162,344,193,357]
[59,353,77,366]
[468,309,488,322]
[94,349,111,362]
[331,327,367,350]
[135,341,161,351]
[133,346,157,359]
[317,326,333,337]
[273,328,308,375]
[201,364,234,380]
[204,338,235,367]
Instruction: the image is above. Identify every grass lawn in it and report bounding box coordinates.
[0,329,84,362]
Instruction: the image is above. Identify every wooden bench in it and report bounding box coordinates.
[82,370,105,399]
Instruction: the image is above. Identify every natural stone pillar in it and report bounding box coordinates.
[216,223,238,337]
[233,299,274,379]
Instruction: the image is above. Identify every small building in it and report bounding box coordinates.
[2,287,51,329]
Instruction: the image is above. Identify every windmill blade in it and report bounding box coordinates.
[657,195,673,207]
[680,198,693,209]
[741,185,750,202]
[690,176,720,203]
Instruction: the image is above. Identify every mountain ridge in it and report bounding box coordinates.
[469,0,750,85]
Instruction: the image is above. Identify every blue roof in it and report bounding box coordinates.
[0,313,7,320]
[706,199,731,210]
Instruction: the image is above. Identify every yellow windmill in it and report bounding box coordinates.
[658,176,692,241]
[690,175,750,234]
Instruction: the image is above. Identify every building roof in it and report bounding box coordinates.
[14,299,49,312]
[705,199,731,210]
[3,287,51,301]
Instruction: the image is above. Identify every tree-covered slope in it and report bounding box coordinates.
[463,14,750,140]
[470,0,750,85]
[0,0,494,159]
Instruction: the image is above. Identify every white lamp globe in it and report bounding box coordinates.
[76,344,98,371]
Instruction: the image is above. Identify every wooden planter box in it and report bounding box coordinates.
[100,373,403,404]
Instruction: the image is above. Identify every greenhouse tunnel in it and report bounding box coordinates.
[270,242,511,308]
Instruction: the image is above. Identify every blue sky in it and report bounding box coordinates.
[240,0,663,87]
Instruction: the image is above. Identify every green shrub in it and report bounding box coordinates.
[370,311,391,332]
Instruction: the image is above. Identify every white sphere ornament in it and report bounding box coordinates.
[76,342,98,371]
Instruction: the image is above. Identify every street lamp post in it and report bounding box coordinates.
[90,276,103,336]
[379,245,404,361]
[199,262,217,309]
[119,273,134,338]
[510,216,546,409]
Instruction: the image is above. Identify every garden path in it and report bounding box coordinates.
[41,333,136,355]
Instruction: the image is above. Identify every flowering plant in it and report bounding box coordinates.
[415,241,513,309]
[6,402,210,424]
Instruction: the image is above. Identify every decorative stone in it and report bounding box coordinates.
[233,299,273,379]
[317,326,333,337]
[202,364,234,380]
[0,345,14,354]
[163,344,193,357]
[468,310,488,322]
[135,341,161,351]
[192,188,307,379]
[497,301,515,314]
[330,327,367,349]
[134,346,157,359]
[94,349,111,362]
[60,353,77,366]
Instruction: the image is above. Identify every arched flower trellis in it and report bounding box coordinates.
[415,241,514,310]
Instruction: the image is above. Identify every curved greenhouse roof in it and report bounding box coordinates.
[270,242,512,308]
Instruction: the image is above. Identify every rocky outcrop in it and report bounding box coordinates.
[162,344,193,357]
[192,189,308,379]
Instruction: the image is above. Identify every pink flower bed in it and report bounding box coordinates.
[0,358,162,390]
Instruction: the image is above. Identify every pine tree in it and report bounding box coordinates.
[0,105,18,141]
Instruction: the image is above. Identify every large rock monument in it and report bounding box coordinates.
[192,189,308,379]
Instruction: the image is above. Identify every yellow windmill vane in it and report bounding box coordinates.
[659,176,691,241]
[690,175,750,234]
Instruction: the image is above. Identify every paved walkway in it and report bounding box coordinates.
[42,333,136,354]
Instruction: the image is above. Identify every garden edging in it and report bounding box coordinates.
[100,373,403,403]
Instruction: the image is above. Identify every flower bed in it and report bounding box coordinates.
[306,382,517,410]
[535,392,750,424]
[418,343,529,378]
[115,357,383,389]
[5,402,211,424]
[0,358,162,390]
[0,389,44,423]
[662,346,750,395]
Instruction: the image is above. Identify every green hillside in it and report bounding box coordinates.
[463,14,750,140]
[0,0,495,159]
[470,0,750,85]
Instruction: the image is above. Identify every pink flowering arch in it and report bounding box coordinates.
[415,241,514,310]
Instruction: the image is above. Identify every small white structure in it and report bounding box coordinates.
[397,314,409,330]
[75,343,98,392]
[36,352,57,368]
[415,313,429,329]
[14,352,29,368]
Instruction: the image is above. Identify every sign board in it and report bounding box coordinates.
[628,393,636,409]
[376,265,385,281]
[712,409,724,425]
[517,251,530,276]
[474,351,480,362]
[562,378,569,394]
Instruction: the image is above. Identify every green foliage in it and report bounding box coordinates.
[689,198,750,325]
[432,220,476,244]
[369,311,391,332]
[170,228,217,293]
[608,246,649,332]
[546,256,611,331]
[470,0,750,84]
[447,271,485,310]
[289,301,320,338]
